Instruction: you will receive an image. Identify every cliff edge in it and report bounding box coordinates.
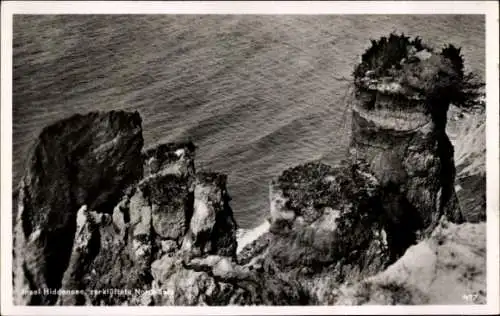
[12,33,485,306]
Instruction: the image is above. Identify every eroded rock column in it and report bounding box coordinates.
[350,37,463,238]
[181,172,237,258]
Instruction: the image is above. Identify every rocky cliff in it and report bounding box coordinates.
[14,111,144,305]
[329,219,486,305]
[12,34,485,306]
[13,111,308,306]
[237,34,484,304]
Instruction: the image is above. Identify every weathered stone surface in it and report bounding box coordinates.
[13,186,46,305]
[141,174,192,241]
[143,142,195,178]
[126,141,198,256]
[151,255,180,285]
[237,232,273,266]
[18,110,250,306]
[350,35,465,235]
[263,160,391,284]
[455,174,485,223]
[81,211,152,306]
[40,127,246,306]
[351,93,463,239]
[447,107,486,223]
[148,253,311,306]
[182,172,237,258]
[160,240,179,255]
[51,201,153,306]
[128,187,152,238]
[13,111,144,305]
[269,182,295,226]
[151,259,226,305]
[329,220,486,305]
[310,208,342,232]
[270,162,345,232]
[56,206,101,305]
[350,104,429,162]
[149,254,237,306]
[117,146,197,263]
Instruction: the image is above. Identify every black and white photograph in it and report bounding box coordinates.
[1,1,499,314]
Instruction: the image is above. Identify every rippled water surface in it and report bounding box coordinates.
[13,15,485,228]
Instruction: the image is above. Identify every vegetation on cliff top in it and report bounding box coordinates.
[353,33,430,79]
[276,159,379,219]
[269,160,389,275]
[353,33,484,111]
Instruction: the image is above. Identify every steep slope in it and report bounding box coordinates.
[329,219,486,305]
[13,111,144,305]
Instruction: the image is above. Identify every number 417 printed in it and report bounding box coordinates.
[462,291,485,304]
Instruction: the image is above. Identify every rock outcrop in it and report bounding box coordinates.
[237,34,481,304]
[13,33,484,306]
[239,160,392,299]
[143,141,196,178]
[350,35,465,238]
[181,173,238,258]
[328,219,486,305]
[58,149,243,305]
[447,105,486,222]
[12,111,306,306]
[13,111,144,305]
[266,160,389,267]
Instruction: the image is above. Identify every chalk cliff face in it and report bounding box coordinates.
[12,34,484,306]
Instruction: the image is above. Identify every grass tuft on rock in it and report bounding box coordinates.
[353,33,484,115]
